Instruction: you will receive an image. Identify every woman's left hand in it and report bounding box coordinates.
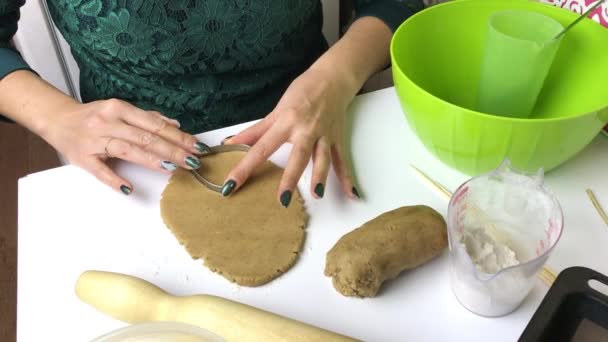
[221,65,360,207]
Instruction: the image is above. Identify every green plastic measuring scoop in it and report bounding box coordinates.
[476,10,564,118]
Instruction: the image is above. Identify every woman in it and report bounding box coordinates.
[0,0,422,207]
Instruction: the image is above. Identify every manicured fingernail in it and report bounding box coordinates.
[352,186,360,199]
[280,190,292,208]
[221,180,236,197]
[169,119,180,127]
[221,135,235,145]
[160,160,177,172]
[194,141,211,154]
[120,185,132,195]
[185,156,201,169]
[314,183,325,198]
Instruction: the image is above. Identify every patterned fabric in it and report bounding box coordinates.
[49,0,326,134]
[0,0,424,133]
[539,0,608,28]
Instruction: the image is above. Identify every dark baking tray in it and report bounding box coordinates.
[519,266,608,342]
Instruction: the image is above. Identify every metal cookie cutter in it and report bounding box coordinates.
[190,144,251,193]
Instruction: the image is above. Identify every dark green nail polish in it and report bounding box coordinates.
[185,156,201,169]
[314,183,325,198]
[194,141,211,154]
[352,186,360,199]
[120,185,131,195]
[221,180,236,197]
[280,190,292,208]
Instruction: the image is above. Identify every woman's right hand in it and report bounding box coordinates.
[0,70,207,195]
[42,98,209,195]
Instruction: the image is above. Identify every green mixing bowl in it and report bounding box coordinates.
[391,0,608,175]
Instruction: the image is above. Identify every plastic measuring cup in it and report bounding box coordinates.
[447,160,563,317]
[476,10,564,118]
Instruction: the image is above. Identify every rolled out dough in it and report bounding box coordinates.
[160,151,308,286]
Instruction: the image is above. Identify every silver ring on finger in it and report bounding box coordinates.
[104,137,116,158]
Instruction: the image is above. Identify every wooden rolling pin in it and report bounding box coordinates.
[76,270,357,342]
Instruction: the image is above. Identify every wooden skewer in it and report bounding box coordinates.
[538,267,557,287]
[409,164,557,286]
[586,189,608,227]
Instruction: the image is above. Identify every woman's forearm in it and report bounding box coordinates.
[309,16,393,95]
[0,70,80,137]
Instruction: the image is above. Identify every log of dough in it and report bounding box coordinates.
[161,151,308,286]
[324,205,447,297]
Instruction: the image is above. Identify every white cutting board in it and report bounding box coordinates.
[17,87,608,341]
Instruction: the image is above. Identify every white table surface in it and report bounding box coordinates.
[17,87,608,341]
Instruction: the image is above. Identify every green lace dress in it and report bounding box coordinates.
[0,0,423,133]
